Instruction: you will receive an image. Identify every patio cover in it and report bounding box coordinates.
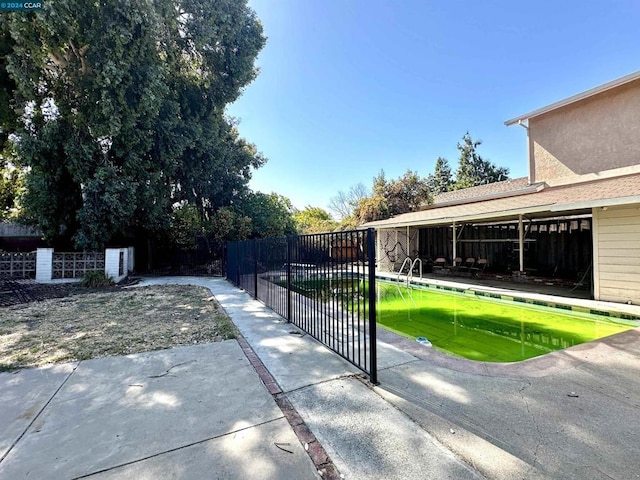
[362,173,640,229]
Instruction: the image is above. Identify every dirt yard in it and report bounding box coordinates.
[0,284,236,371]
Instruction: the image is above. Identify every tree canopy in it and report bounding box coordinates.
[427,157,453,194]
[293,206,338,234]
[240,192,297,238]
[331,132,509,226]
[1,0,266,249]
[328,183,369,220]
[454,132,509,190]
[346,169,431,225]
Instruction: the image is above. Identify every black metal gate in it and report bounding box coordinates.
[226,229,377,383]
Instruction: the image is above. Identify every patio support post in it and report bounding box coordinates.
[452,221,457,265]
[395,229,398,268]
[518,214,525,272]
[406,226,410,260]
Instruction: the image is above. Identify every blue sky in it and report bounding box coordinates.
[228,0,640,215]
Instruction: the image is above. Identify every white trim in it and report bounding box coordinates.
[518,215,524,272]
[406,225,409,259]
[452,221,457,264]
[550,195,640,212]
[366,204,556,229]
[505,70,640,125]
[592,207,601,301]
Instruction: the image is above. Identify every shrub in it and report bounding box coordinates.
[82,271,114,288]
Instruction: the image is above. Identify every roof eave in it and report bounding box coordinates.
[505,70,640,126]
[364,205,555,229]
[428,182,545,209]
[365,193,640,230]
[550,194,640,212]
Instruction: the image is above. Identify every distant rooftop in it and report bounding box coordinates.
[431,177,532,207]
[0,222,42,238]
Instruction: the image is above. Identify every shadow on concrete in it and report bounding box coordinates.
[0,342,317,480]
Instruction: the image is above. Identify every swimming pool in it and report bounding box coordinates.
[376,281,637,362]
[285,276,637,362]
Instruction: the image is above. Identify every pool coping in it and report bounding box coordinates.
[377,321,640,378]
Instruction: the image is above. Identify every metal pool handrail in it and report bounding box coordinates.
[397,257,412,286]
[397,257,422,286]
[410,258,423,282]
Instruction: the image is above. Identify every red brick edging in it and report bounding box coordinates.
[236,334,342,479]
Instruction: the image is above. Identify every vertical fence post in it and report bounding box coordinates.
[253,239,258,299]
[235,242,240,285]
[367,228,378,384]
[286,235,292,322]
[36,248,53,282]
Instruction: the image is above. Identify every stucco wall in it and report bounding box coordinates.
[593,204,640,304]
[529,79,640,184]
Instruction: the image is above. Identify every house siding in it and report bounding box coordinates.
[593,204,640,304]
[529,78,640,184]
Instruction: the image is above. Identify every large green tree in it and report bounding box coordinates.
[293,206,338,234]
[427,157,453,194]
[240,192,297,238]
[350,169,431,224]
[0,158,21,220]
[2,0,265,249]
[0,22,22,220]
[454,132,509,190]
[372,169,431,217]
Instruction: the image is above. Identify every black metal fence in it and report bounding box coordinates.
[226,229,377,383]
[140,237,225,276]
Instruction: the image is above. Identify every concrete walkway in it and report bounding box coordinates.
[3,276,640,479]
[138,277,640,480]
[0,342,318,479]
[137,277,481,480]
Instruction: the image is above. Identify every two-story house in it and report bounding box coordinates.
[364,71,640,305]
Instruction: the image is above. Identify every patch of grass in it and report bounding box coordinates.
[0,285,237,371]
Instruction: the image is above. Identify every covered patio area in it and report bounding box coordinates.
[374,209,594,293]
[376,265,593,301]
[364,174,640,305]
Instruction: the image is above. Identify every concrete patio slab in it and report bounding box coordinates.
[287,376,482,480]
[89,418,316,480]
[0,363,77,461]
[0,341,319,480]
[136,278,482,479]
[130,276,640,480]
[378,346,640,480]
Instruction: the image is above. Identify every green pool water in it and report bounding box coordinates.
[377,282,636,362]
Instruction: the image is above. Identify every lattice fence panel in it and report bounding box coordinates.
[52,252,105,279]
[0,252,36,279]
